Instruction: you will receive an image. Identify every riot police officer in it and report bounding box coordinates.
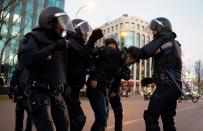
[137,17,182,131]
[87,35,139,131]
[108,65,131,131]
[64,18,103,131]
[9,64,33,131]
[18,7,75,131]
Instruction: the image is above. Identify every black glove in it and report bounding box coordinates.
[141,77,153,87]
[89,28,103,42]
[86,29,103,48]
[54,39,68,50]
[159,31,176,40]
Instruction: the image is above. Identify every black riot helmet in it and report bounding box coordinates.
[149,17,172,33]
[72,19,92,41]
[104,35,120,48]
[39,7,74,33]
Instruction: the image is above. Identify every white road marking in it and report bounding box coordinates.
[107,118,143,129]
[107,105,199,129]
[177,106,195,111]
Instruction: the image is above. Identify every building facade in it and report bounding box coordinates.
[97,14,153,93]
[0,0,64,69]
[185,71,195,85]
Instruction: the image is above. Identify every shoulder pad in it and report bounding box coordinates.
[30,30,53,46]
[21,31,42,45]
[21,33,33,44]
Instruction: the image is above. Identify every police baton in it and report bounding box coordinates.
[164,68,186,97]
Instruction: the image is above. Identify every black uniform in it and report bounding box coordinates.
[18,28,70,131]
[10,65,33,131]
[87,46,122,131]
[139,31,182,131]
[108,65,131,131]
[64,33,92,131]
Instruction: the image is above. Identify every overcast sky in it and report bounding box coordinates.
[65,0,203,71]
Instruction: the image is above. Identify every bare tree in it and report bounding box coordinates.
[194,60,201,83]
[0,0,28,74]
[194,60,203,94]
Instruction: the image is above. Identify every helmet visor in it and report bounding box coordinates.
[55,13,75,33]
[105,35,119,44]
[74,21,93,34]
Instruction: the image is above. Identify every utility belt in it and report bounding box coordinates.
[31,80,65,93]
[152,73,173,86]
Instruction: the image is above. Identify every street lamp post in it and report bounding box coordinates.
[75,5,88,18]
[75,0,95,18]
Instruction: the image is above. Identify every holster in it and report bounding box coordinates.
[25,97,33,113]
[30,94,50,113]
[152,73,172,86]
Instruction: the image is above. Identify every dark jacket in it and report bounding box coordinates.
[139,32,182,83]
[66,34,92,88]
[18,28,67,84]
[88,46,123,90]
[109,65,131,93]
[9,65,29,99]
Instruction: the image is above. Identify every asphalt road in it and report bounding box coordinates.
[0,96,203,131]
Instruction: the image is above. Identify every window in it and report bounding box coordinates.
[120,31,134,48]
[141,60,145,78]
[120,23,123,28]
[136,33,140,47]
[142,26,145,31]
[116,25,118,30]
[141,34,145,47]
[147,60,150,77]
[125,22,129,28]
[136,64,139,80]
[137,24,140,30]
[131,23,135,28]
